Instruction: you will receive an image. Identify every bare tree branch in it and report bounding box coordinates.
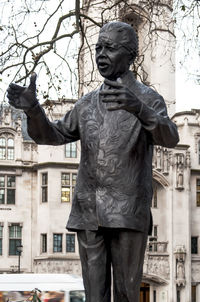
[0,0,199,105]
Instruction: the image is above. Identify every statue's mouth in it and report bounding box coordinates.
[98,62,109,70]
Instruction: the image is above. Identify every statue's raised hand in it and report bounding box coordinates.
[7,73,38,111]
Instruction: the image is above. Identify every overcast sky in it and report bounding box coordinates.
[175,0,200,112]
[1,0,199,113]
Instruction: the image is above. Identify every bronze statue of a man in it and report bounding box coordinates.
[7,22,179,302]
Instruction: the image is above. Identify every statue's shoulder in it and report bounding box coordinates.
[75,90,97,108]
[133,79,167,111]
[134,79,162,100]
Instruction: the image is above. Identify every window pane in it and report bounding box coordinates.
[42,187,48,203]
[9,226,14,238]
[0,189,5,204]
[42,173,48,185]
[177,290,180,302]
[9,239,21,255]
[41,173,48,203]
[0,239,2,255]
[66,234,75,253]
[7,176,15,188]
[72,174,77,186]
[62,173,70,186]
[7,138,14,147]
[16,226,22,238]
[0,138,6,147]
[7,148,14,160]
[197,192,200,207]
[192,285,196,302]
[153,290,156,302]
[7,189,15,204]
[0,226,3,238]
[0,176,5,188]
[196,180,200,206]
[9,225,22,239]
[191,237,198,254]
[154,226,158,237]
[41,234,47,253]
[53,234,62,252]
[65,144,71,158]
[71,142,77,158]
[65,142,77,158]
[0,147,6,160]
[197,179,200,190]
[61,188,70,202]
[0,226,3,256]
[153,185,157,208]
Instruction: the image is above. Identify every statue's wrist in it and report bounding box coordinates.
[129,101,142,115]
[24,99,39,113]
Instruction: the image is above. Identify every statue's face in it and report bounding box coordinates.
[95,30,131,80]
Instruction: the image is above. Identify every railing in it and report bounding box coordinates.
[146,240,168,253]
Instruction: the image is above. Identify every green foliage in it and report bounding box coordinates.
[31,289,42,302]
[7,289,42,302]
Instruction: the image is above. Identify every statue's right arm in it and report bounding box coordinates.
[25,104,80,145]
[7,73,80,145]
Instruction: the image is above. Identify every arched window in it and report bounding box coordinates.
[0,138,6,160]
[7,138,14,160]
[0,135,14,160]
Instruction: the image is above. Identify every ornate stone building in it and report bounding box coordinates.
[0,1,199,302]
[0,101,200,302]
[76,1,200,300]
[0,101,82,276]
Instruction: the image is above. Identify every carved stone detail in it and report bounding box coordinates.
[33,258,82,276]
[23,142,38,152]
[153,146,170,175]
[194,133,200,153]
[0,132,14,138]
[15,117,22,135]
[185,151,191,168]
[2,109,12,127]
[175,153,184,190]
[23,142,30,151]
[143,255,170,280]
[174,245,186,287]
[31,144,38,151]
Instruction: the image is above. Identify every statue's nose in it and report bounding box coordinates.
[98,47,107,57]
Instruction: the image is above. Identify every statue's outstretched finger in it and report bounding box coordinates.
[28,73,37,92]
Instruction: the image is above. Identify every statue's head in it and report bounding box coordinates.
[96,21,138,80]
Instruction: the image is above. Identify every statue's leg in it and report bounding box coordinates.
[110,229,148,302]
[77,229,111,302]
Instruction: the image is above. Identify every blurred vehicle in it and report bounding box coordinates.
[0,274,85,302]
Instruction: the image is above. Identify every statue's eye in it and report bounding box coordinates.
[107,46,115,51]
[95,45,101,52]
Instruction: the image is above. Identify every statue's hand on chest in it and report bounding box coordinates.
[100,78,142,115]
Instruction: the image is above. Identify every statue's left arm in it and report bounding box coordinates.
[135,96,179,147]
[100,79,179,148]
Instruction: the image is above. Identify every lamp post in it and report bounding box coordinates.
[16,244,23,273]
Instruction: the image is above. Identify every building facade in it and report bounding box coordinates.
[0,101,82,276]
[0,1,199,301]
[0,101,200,302]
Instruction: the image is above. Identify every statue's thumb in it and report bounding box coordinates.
[28,72,37,92]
